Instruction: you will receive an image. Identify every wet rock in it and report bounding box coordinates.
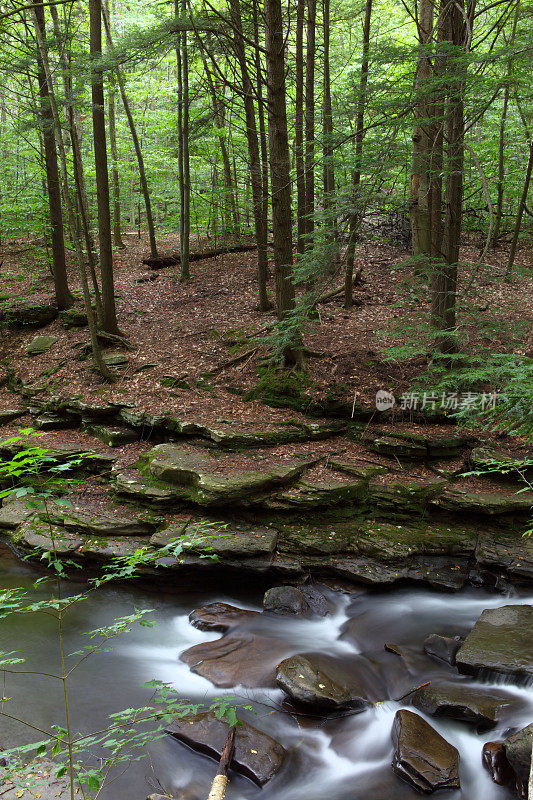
[504,724,533,796]
[181,633,284,687]
[82,423,139,447]
[144,443,310,506]
[165,711,286,787]
[189,602,260,632]
[423,634,463,665]
[263,585,311,615]
[482,741,515,786]
[411,681,517,727]
[391,709,460,793]
[26,334,58,355]
[276,652,379,712]
[384,643,433,676]
[456,605,533,680]
[299,582,329,615]
[475,528,533,582]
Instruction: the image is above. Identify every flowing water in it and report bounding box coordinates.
[0,547,531,800]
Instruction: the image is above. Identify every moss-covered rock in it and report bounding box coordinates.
[113,471,180,508]
[41,503,157,537]
[143,443,311,506]
[26,335,58,356]
[0,499,34,530]
[0,302,57,328]
[475,527,533,581]
[368,477,447,514]
[456,605,533,679]
[82,423,139,447]
[0,409,25,425]
[274,476,367,508]
[366,435,427,460]
[14,518,83,554]
[433,488,533,516]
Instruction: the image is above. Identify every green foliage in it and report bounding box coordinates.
[0,439,245,797]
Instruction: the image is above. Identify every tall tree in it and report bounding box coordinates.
[90,0,120,335]
[295,0,306,255]
[31,0,73,310]
[264,0,302,363]
[431,0,469,352]
[102,2,158,258]
[228,0,270,310]
[304,0,316,250]
[344,0,372,307]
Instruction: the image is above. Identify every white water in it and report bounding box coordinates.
[0,552,531,800]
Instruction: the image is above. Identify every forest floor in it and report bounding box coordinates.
[0,231,531,436]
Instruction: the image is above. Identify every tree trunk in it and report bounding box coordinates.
[410,0,434,267]
[90,0,120,335]
[101,3,158,258]
[199,51,239,236]
[31,0,113,379]
[49,3,103,319]
[344,0,372,307]
[304,0,316,252]
[505,136,533,280]
[180,0,191,281]
[295,0,306,255]
[322,0,337,264]
[32,0,73,309]
[264,0,303,363]
[492,2,520,248]
[252,0,269,256]
[108,69,125,249]
[228,0,270,310]
[432,0,468,353]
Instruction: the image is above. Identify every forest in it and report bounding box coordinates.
[0,0,532,799]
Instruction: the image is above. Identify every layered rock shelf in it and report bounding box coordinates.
[0,395,531,593]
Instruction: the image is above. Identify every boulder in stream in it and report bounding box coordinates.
[189,602,260,632]
[263,585,311,615]
[391,709,460,793]
[181,632,284,687]
[165,712,286,786]
[423,633,463,666]
[455,605,533,680]
[411,681,518,727]
[504,723,533,798]
[276,652,379,712]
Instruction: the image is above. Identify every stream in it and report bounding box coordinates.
[0,547,531,800]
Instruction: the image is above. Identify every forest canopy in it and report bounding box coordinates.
[0,0,531,436]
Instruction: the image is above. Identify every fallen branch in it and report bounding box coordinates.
[143,243,267,270]
[207,726,236,800]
